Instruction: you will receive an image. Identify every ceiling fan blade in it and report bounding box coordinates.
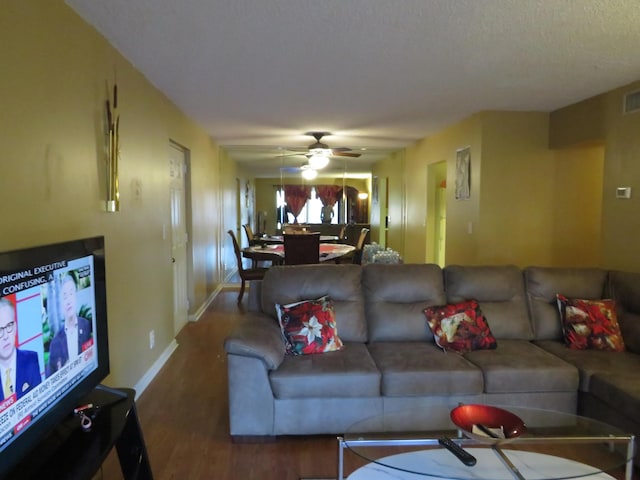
[279,165,302,172]
[333,151,361,158]
[331,147,352,152]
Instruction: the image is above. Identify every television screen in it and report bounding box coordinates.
[0,236,109,477]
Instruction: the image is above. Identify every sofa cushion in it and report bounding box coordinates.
[424,300,497,352]
[589,373,640,425]
[463,340,578,393]
[269,342,380,398]
[367,342,483,396]
[524,267,608,341]
[444,265,532,340]
[556,295,625,351]
[363,263,445,342]
[534,339,640,391]
[276,296,344,355]
[261,264,367,342]
[610,270,640,354]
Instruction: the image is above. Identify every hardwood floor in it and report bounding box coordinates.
[99,287,348,480]
[97,287,637,480]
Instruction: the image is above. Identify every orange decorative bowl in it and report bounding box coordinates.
[450,404,526,444]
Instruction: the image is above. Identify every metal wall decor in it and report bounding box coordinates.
[105,82,120,212]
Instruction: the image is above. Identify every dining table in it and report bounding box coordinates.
[242,243,355,265]
[254,234,340,244]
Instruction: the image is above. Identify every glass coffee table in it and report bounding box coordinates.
[337,405,636,480]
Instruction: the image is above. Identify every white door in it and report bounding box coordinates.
[169,143,189,335]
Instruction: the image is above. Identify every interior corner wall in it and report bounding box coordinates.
[601,81,640,271]
[550,145,604,266]
[219,149,244,281]
[2,1,227,389]
[551,79,640,272]
[392,111,594,268]
[371,151,406,254]
[403,115,483,265]
[475,111,556,266]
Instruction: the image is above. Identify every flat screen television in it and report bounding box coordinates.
[0,236,109,478]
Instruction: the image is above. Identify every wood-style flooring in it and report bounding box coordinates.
[97,287,637,480]
[98,287,348,480]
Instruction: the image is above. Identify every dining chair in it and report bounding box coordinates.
[338,227,370,264]
[242,224,255,245]
[338,224,347,241]
[352,227,370,264]
[228,230,268,304]
[283,232,321,265]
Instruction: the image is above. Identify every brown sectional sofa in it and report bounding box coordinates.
[224,263,640,448]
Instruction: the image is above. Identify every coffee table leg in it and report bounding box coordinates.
[492,446,526,480]
[625,435,635,480]
[337,436,345,480]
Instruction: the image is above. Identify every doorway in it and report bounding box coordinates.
[426,161,447,266]
[169,142,190,335]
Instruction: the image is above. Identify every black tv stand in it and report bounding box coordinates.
[6,386,153,480]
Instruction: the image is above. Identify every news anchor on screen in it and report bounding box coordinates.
[0,297,41,400]
[48,273,92,375]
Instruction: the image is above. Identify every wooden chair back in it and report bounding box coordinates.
[338,224,346,240]
[229,230,247,272]
[284,232,320,265]
[242,224,255,244]
[352,228,370,265]
[227,230,267,303]
[356,228,370,249]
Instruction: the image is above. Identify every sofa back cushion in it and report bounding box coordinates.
[444,265,532,340]
[260,264,367,342]
[363,263,445,342]
[609,270,640,354]
[524,267,608,341]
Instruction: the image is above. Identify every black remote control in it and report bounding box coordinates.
[438,437,477,466]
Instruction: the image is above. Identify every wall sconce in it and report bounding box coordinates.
[358,192,369,200]
[105,82,120,212]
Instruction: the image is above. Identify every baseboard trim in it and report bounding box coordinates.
[188,286,223,322]
[133,339,178,400]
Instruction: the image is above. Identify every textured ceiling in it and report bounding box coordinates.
[66,0,640,177]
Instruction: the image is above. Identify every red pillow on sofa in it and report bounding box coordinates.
[423,300,497,353]
[275,296,344,356]
[556,294,625,351]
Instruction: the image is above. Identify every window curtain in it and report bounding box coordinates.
[283,185,311,223]
[315,185,343,207]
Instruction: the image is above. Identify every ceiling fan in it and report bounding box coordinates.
[301,132,362,159]
[278,132,361,177]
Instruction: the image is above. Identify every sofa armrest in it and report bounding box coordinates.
[224,313,285,370]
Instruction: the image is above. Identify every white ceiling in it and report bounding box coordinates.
[66,0,640,178]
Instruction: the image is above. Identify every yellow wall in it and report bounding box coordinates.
[475,112,556,265]
[1,1,233,388]
[550,145,604,266]
[384,110,606,268]
[551,80,640,271]
[601,83,640,271]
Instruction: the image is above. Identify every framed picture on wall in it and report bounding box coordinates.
[455,146,471,200]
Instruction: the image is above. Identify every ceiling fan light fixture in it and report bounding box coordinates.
[301,166,318,180]
[308,152,330,169]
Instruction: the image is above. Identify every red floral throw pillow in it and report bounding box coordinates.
[423,300,497,353]
[556,294,625,351]
[275,296,344,356]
